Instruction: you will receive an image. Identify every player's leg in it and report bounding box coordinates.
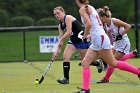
[97,51,124,83]
[99,49,140,79]
[119,49,138,61]
[98,43,139,83]
[79,48,103,73]
[57,44,76,84]
[101,48,116,71]
[76,48,98,92]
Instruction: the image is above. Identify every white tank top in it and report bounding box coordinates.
[81,5,106,36]
[105,18,128,43]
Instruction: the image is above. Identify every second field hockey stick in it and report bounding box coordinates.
[38,48,60,84]
[78,31,90,42]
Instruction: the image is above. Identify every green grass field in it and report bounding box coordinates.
[0,58,140,93]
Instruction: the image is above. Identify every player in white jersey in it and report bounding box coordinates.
[75,0,140,93]
[96,6,138,83]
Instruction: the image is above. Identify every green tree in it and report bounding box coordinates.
[0,0,136,25]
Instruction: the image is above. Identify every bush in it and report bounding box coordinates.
[10,16,34,27]
[0,10,9,27]
[37,17,59,26]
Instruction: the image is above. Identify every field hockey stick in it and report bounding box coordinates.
[75,53,80,58]
[78,31,90,42]
[38,48,60,84]
[78,31,84,39]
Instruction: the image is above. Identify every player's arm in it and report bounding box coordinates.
[53,24,64,60]
[113,19,131,35]
[58,24,64,39]
[79,7,91,38]
[59,15,72,42]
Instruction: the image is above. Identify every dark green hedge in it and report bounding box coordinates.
[0,10,9,27]
[37,18,59,26]
[10,16,34,27]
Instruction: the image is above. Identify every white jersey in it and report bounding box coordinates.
[81,5,106,36]
[105,18,129,44]
[105,18,130,53]
[81,5,112,51]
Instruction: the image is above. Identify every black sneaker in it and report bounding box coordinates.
[138,68,140,79]
[78,62,100,66]
[75,89,90,93]
[78,62,82,66]
[103,65,108,71]
[138,74,140,79]
[57,78,69,84]
[133,49,138,57]
[97,78,109,83]
[79,60,103,73]
[95,59,103,73]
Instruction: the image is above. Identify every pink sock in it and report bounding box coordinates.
[82,68,90,90]
[116,61,140,75]
[104,52,136,81]
[104,66,115,80]
[119,52,135,61]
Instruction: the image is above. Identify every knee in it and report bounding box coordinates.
[82,60,90,68]
[63,55,70,62]
[108,61,117,68]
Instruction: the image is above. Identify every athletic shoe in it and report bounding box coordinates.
[138,74,140,79]
[103,65,108,71]
[97,78,109,83]
[133,49,138,57]
[138,68,140,79]
[78,62,94,66]
[79,60,103,73]
[75,89,90,93]
[57,78,69,84]
[78,62,82,66]
[79,60,101,66]
[95,59,103,73]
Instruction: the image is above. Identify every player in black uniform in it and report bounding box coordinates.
[53,6,102,84]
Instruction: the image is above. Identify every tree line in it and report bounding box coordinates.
[0,0,137,27]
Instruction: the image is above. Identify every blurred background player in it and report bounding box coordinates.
[96,6,138,83]
[53,6,102,84]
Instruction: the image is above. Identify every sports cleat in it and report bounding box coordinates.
[138,74,140,79]
[96,59,103,73]
[90,59,103,73]
[133,49,138,57]
[97,78,109,83]
[75,89,90,93]
[101,59,108,71]
[138,68,140,79]
[78,62,82,66]
[79,60,103,73]
[103,65,108,71]
[57,78,69,84]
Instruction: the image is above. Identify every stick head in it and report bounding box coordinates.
[51,59,54,62]
[39,76,44,84]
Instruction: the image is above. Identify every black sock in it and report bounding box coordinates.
[90,61,99,66]
[63,62,70,80]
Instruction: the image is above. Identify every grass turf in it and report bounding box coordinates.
[0,58,140,93]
